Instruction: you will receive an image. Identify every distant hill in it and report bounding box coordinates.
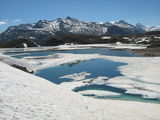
[0,38,38,48]
[144,31,160,35]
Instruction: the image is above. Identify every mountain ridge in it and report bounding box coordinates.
[0,17,160,44]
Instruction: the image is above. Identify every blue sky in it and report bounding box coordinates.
[0,0,160,32]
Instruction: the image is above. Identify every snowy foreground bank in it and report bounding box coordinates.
[0,62,160,120]
[0,44,160,120]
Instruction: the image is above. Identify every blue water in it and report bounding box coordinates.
[73,84,127,93]
[4,47,142,58]
[36,59,126,84]
[84,93,160,104]
[73,84,160,104]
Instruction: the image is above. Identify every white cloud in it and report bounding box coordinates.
[0,21,7,25]
[13,19,21,22]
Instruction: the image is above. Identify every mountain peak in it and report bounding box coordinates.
[37,20,49,23]
[136,23,145,27]
[118,20,130,25]
[66,16,72,19]
[112,20,134,29]
[33,20,49,28]
[135,23,148,33]
[65,16,78,20]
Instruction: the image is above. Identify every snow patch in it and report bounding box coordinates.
[23,43,28,48]
[101,36,111,39]
[79,90,121,97]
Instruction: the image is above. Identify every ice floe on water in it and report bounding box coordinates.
[60,72,91,81]
[59,73,109,90]
[79,90,121,97]
[107,76,160,100]
[84,76,109,84]
[60,72,109,84]
[125,89,160,100]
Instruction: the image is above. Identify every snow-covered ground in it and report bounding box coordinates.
[0,43,147,53]
[0,61,160,120]
[0,44,160,119]
[20,54,160,100]
[0,53,38,72]
[0,44,159,100]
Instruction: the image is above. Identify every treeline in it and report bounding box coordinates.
[43,34,131,46]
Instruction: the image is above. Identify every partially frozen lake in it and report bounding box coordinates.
[2,46,160,103]
[4,47,141,58]
[36,59,126,84]
[36,58,160,104]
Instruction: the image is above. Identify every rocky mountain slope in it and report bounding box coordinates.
[0,17,160,44]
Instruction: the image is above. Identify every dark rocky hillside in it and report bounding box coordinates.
[0,38,38,48]
[43,34,132,46]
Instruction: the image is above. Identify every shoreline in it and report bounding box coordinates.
[132,47,160,56]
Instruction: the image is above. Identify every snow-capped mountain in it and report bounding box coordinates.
[148,26,160,31]
[135,23,148,33]
[112,20,134,29]
[0,17,159,44]
[135,23,160,32]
